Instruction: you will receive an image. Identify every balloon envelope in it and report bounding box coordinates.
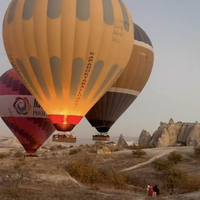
[85,23,154,133]
[0,69,55,153]
[3,0,134,131]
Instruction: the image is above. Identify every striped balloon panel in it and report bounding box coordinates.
[3,0,134,122]
[85,23,154,132]
[0,68,31,95]
[0,68,55,152]
[2,117,55,153]
[86,92,137,132]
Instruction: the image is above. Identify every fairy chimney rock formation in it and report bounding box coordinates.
[169,118,174,124]
[149,119,200,147]
[116,134,128,150]
[138,130,151,148]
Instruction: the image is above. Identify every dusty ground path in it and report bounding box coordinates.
[118,148,176,172]
[117,146,194,173]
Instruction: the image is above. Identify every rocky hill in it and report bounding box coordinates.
[139,118,200,147]
[0,136,20,147]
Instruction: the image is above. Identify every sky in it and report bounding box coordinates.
[0,0,200,139]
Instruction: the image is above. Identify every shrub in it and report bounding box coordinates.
[18,158,24,162]
[50,146,57,151]
[132,149,146,158]
[0,153,9,159]
[66,161,103,186]
[125,174,146,188]
[183,175,200,192]
[32,163,36,167]
[14,152,24,158]
[56,145,68,150]
[69,148,82,155]
[167,151,183,164]
[154,160,188,195]
[9,162,30,190]
[41,146,48,150]
[88,149,97,154]
[97,166,110,178]
[165,168,188,195]
[194,147,200,158]
[108,170,127,189]
[114,148,120,152]
[127,145,139,150]
[154,160,174,172]
[52,152,57,157]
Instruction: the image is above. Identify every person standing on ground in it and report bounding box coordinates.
[147,184,150,195]
[153,185,158,197]
[149,185,153,197]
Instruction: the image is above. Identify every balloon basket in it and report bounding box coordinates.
[52,134,77,143]
[93,134,110,141]
[24,153,39,159]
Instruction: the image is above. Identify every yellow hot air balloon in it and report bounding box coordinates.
[3,0,133,131]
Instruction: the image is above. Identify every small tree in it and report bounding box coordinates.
[154,160,188,195]
[166,168,188,195]
[167,151,183,165]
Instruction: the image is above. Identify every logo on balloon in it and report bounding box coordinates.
[13,97,31,115]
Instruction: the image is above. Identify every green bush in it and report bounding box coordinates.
[167,151,183,164]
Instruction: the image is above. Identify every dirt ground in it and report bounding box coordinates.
[0,144,199,200]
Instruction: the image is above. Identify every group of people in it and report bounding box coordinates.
[147,184,160,197]
[53,134,76,139]
[93,134,110,138]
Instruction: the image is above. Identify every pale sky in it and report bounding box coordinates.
[0,0,200,139]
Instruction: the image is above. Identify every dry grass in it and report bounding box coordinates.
[0,145,199,199]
